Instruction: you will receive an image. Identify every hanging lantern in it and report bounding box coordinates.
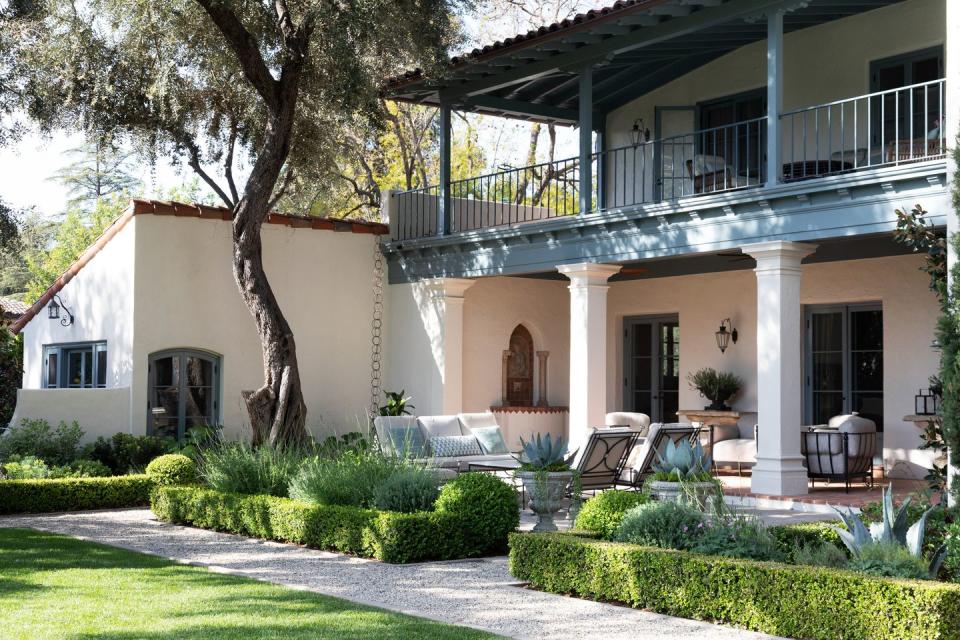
[715,318,738,354]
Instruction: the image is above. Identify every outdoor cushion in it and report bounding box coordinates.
[429,434,483,458]
[388,425,428,458]
[713,438,756,465]
[373,416,417,455]
[418,415,463,439]
[458,411,499,433]
[711,423,740,443]
[470,425,509,455]
[604,412,651,437]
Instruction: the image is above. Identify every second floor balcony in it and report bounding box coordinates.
[383,0,952,247]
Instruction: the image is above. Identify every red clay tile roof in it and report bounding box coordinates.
[0,297,28,322]
[384,0,664,91]
[11,199,388,334]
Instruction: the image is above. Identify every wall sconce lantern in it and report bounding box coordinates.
[715,318,738,353]
[915,388,941,416]
[47,294,75,327]
[631,118,651,145]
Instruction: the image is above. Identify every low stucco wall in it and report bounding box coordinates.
[9,388,132,441]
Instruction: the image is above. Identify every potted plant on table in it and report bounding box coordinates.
[513,434,578,532]
[687,368,743,411]
[648,438,718,508]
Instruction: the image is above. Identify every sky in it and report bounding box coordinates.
[0,0,605,219]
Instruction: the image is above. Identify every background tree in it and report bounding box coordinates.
[0,209,53,300]
[50,138,142,207]
[4,0,461,446]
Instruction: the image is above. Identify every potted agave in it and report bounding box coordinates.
[649,438,717,508]
[513,433,578,532]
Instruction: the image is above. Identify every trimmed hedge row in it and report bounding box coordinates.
[152,485,484,563]
[509,532,960,640]
[0,475,153,514]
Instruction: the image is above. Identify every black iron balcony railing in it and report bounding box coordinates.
[390,79,947,242]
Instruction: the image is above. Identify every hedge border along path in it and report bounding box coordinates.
[151,485,494,564]
[0,475,153,514]
[509,532,960,640]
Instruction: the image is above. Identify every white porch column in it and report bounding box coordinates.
[557,262,621,448]
[946,0,960,505]
[425,277,474,414]
[765,8,783,188]
[742,241,816,496]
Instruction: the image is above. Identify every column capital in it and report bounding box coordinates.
[424,277,475,299]
[557,262,621,285]
[741,241,817,267]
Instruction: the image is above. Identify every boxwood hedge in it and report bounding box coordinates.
[0,475,153,514]
[509,532,960,640]
[152,484,509,564]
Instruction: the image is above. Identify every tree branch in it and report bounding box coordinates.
[193,0,279,110]
[224,117,239,204]
[267,167,295,211]
[182,136,235,208]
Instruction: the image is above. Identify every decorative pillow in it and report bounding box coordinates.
[388,426,427,458]
[429,435,483,458]
[458,412,499,432]
[470,425,509,455]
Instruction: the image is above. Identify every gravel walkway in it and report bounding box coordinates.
[0,509,780,640]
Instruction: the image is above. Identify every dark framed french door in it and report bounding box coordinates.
[148,349,221,441]
[804,304,883,430]
[624,315,680,423]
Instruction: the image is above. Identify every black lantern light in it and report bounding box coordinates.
[915,388,941,416]
[631,118,651,146]
[715,318,738,354]
[47,294,74,327]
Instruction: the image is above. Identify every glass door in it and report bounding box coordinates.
[624,316,680,423]
[148,350,220,441]
[805,305,883,430]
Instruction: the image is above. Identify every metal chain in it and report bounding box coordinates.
[368,235,385,420]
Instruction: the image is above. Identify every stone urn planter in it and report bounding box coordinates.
[649,479,718,509]
[516,470,573,532]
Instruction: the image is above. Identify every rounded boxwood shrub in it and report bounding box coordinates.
[146,454,198,486]
[434,472,519,554]
[574,490,649,539]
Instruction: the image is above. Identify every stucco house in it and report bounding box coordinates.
[10,199,387,442]
[9,0,960,498]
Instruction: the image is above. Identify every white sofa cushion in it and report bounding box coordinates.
[458,411,499,432]
[604,412,651,437]
[713,438,756,465]
[417,415,464,439]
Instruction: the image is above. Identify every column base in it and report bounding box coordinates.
[750,456,809,496]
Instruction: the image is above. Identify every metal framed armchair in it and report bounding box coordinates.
[802,415,877,492]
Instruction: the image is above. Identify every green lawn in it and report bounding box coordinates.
[0,528,498,640]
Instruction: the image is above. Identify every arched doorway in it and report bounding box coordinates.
[148,349,221,440]
[505,325,534,406]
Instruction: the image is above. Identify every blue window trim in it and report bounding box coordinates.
[42,341,108,389]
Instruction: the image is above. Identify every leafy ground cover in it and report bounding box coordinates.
[0,528,497,640]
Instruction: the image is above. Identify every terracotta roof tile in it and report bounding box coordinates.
[0,297,28,321]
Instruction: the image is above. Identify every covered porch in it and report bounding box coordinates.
[384,235,941,497]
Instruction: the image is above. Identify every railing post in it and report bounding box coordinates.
[579,65,593,214]
[595,121,606,212]
[439,102,452,235]
[766,9,783,189]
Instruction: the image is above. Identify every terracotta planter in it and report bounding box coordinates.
[516,470,573,532]
[649,479,718,509]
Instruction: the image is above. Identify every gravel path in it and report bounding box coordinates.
[0,509,780,640]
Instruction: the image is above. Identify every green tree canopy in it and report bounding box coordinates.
[3,0,462,445]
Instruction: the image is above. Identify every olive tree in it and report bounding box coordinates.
[2,0,459,445]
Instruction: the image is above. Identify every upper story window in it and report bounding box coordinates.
[43,342,107,389]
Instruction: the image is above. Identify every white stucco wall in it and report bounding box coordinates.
[605,0,944,151]
[13,215,137,439]
[129,214,378,440]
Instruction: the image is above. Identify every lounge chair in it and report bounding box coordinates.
[802,414,877,492]
[573,426,641,491]
[620,423,700,487]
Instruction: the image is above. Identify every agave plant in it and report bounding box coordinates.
[830,484,947,579]
[513,433,577,471]
[653,439,713,480]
